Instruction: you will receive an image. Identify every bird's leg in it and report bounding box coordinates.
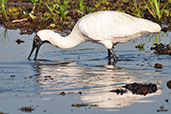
[109,49,118,62]
[108,49,112,64]
[108,49,112,59]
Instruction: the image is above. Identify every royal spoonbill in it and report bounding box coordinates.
[28,11,161,62]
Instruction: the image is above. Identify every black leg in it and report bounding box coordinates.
[108,49,112,64]
[108,49,112,59]
[109,49,118,62]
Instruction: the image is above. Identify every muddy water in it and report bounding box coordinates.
[0,26,171,114]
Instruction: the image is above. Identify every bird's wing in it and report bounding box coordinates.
[77,11,159,42]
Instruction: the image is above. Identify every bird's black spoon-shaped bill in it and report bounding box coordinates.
[28,35,43,60]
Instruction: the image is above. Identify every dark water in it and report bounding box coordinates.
[0,26,171,114]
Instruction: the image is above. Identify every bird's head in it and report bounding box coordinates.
[28,30,51,60]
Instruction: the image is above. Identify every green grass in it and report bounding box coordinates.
[0,0,8,21]
[133,0,144,18]
[0,27,8,45]
[45,0,69,21]
[0,0,170,33]
[143,0,170,20]
[78,0,85,13]
[135,42,145,50]
[31,0,39,14]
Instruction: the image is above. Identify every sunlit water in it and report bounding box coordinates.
[0,26,171,114]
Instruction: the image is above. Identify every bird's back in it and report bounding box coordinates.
[76,11,161,43]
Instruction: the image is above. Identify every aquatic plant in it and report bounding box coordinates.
[132,0,144,17]
[95,0,109,9]
[143,0,170,20]
[31,0,39,14]
[146,33,161,44]
[0,27,8,45]
[58,0,69,20]
[154,34,161,44]
[45,0,69,21]
[78,0,85,13]
[0,0,170,35]
[135,42,145,50]
[0,0,8,21]
[22,0,38,20]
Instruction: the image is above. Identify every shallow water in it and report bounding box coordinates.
[0,26,171,114]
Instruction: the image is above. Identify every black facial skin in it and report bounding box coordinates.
[28,34,49,60]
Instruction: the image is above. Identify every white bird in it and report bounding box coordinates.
[28,11,161,63]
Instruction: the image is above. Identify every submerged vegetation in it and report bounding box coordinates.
[0,0,170,34]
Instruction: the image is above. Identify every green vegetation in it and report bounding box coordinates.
[0,27,8,45]
[45,0,69,21]
[0,0,170,47]
[31,0,39,14]
[135,42,145,50]
[133,0,144,17]
[143,0,170,20]
[0,0,170,34]
[78,0,85,13]
[132,0,171,20]
[0,0,8,21]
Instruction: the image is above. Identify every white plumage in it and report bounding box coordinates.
[28,11,161,63]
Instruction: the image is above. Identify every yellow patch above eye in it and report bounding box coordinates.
[35,36,38,39]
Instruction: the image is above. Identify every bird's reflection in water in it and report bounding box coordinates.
[31,59,161,111]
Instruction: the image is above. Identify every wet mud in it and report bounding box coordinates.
[110,83,158,96]
[110,89,127,95]
[20,106,34,113]
[59,91,82,96]
[154,63,163,69]
[167,80,171,89]
[151,43,171,55]
[157,106,168,112]
[72,103,97,108]
[123,83,158,96]
[16,39,24,45]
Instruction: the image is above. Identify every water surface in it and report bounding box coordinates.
[0,26,171,114]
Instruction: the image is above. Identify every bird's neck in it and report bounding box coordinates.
[49,31,85,49]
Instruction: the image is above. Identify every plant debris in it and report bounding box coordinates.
[59,91,66,96]
[123,82,157,96]
[154,63,163,69]
[135,43,145,50]
[16,39,24,45]
[109,89,127,95]
[165,99,169,103]
[150,43,171,55]
[10,74,16,77]
[71,103,97,108]
[60,91,82,96]
[157,106,168,112]
[167,80,171,89]
[20,106,34,112]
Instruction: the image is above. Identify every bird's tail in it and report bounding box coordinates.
[147,21,161,33]
[138,19,161,33]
